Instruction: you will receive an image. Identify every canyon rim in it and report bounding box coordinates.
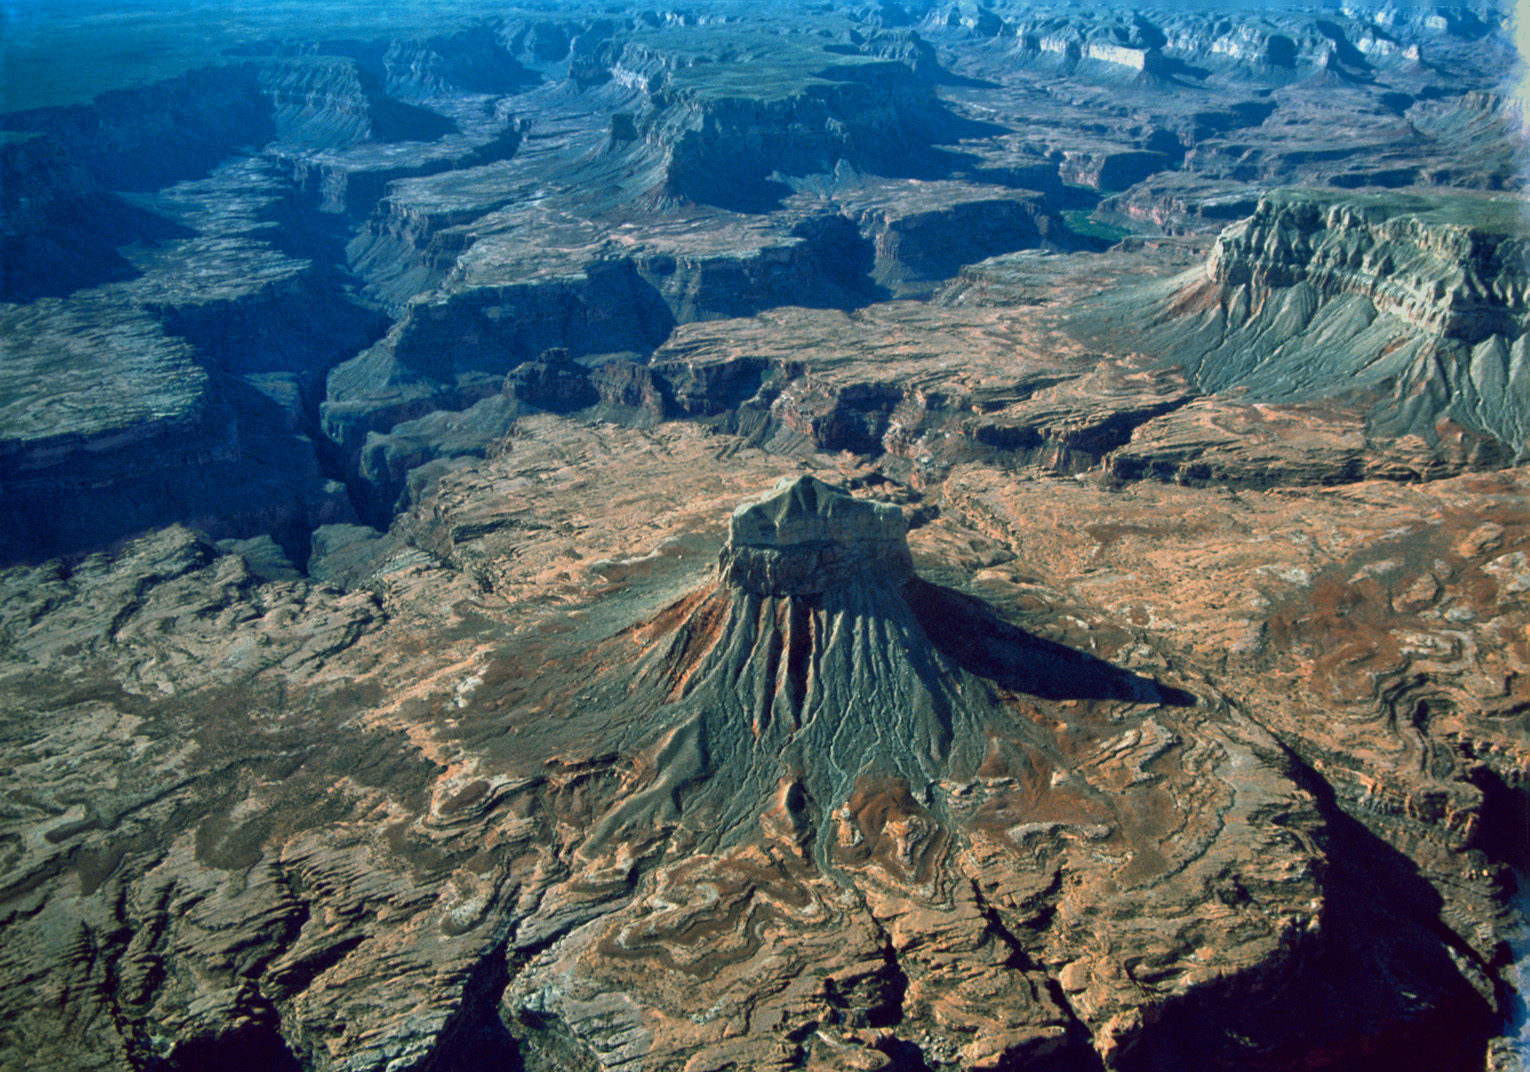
[2,1,1529,1070]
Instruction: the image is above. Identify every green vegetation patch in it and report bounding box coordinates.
[1063,210,1133,243]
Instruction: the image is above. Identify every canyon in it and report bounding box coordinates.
[0,1,1527,1070]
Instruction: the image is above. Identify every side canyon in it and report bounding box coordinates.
[1,2,1527,1070]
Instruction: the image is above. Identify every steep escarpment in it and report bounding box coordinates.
[334,125,530,306]
[465,475,1334,1071]
[0,64,277,193]
[853,183,1067,296]
[1,404,1525,1071]
[0,161,383,564]
[320,258,674,468]
[258,54,459,151]
[923,0,1499,83]
[1206,191,1527,342]
[0,138,194,302]
[656,61,963,212]
[1,3,1527,1070]
[0,22,550,564]
[579,26,995,214]
[19,0,1516,564]
[322,25,542,102]
[0,66,276,304]
[322,206,890,512]
[1082,189,1530,472]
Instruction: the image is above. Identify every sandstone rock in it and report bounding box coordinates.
[0,2,1526,1069]
[1077,187,1530,472]
[720,476,913,596]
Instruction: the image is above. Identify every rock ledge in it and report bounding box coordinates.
[719,475,912,596]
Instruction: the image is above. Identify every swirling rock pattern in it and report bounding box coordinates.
[0,1,1526,1069]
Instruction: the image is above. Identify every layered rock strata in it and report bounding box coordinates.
[1080,188,1530,469]
[720,475,914,596]
[0,6,1527,1067]
[488,473,1333,1071]
[0,417,1523,1070]
[3,0,1523,565]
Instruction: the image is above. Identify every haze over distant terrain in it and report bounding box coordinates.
[0,1,1527,1070]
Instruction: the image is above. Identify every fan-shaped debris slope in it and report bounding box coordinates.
[1075,187,1530,475]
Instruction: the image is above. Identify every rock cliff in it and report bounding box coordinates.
[1,3,1527,1068]
[721,475,914,595]
[1092,189,1530,467]
[3,441,1520,1071]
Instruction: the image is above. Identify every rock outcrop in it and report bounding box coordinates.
[1,3,1528,1068]
[720,475,914,595]
[1098,189,1530,465]
[0,412,1523,1070]
[5,0,1520,562]
[1206,190,1528,342]
[483,473,1337,1071]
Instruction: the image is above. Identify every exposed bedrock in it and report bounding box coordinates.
[493,474,1488,1071]
[329,180,1096,516]
[1100,175,1261,234]
[343,196,479,309]
[581,474,1191,852]
[0,68,275,303]
[324,213,886,512]
[0,152,392,566]
[0,65,276,193]
[732,364,1188,479]
[632,214,882,321]
[0,432,1522,1070]
[149,274,389,393]
[0,3,1525,1067]
[350,346,792,519]
[720,474,914,596]
[278,118,526,222]
[319,24,542,103]
[320,259,675,468]
[921,0,1493,79]
[860,190,1064,296]
[0,379,354,567]
[252,21,539,155]
[0,28,531,302]
[257,54,459,152]
[1083,188,1530,469]
[555,303,1202,481]
[1057,148,1175,194]
[1206,191,1529,343]
[333,130,531,307]
[0,139,195,303]
[340,302,1205,520]
[618,51,990,213]
[1406,91,1526,192]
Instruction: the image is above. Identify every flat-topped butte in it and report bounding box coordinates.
[721,474,913,596]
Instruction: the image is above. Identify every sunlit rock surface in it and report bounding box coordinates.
[721,475,915,594]
[0,0,1527,1069]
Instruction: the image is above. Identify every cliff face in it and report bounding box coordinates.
[633,216,881,321]
[0,139,194,302]
[0,37,523,564]
[1103,189,1530,465]
[1208,192,1529,344]
[652,60,956,212]
[860,190,1060,295]
[2,7,1527,1066]
[0,65,277,193]
[924,0,1488,81]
